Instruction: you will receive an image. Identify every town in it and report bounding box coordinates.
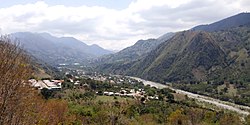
[28,68,166,102]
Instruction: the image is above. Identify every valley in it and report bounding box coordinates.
[130,76,250,116]
[1,4,250,124]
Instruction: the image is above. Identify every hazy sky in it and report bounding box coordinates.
[0,0,250,50]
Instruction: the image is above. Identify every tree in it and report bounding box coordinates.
[167,93,174,102]
[167,109,188,125]
[245,115,250,125]
[0,36,35,124]
[41,88,55,99]
[136,114,156,125]
[187,108,203,125]
[0,37,71,125]
[203,111,216,124]
[38,99,69,124]
[219,113,242,125]
[223,87,228,93]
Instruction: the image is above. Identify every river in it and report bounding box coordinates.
[129,76,250,116]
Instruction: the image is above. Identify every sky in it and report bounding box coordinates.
[0,0,250,50]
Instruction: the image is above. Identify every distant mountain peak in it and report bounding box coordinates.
[37,32,52,36]
[192,12,250,32]
[10,32,113,65]
[90,44,100,47]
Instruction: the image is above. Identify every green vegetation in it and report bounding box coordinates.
[173,81,250,106]
[1,36,250,124]
[96,33,174,74]
[38,76,248,124]
[97,26,250,84]
[95,96,132,102]
[2,12,250,125]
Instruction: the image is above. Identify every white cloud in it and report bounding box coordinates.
[0,0,249,50]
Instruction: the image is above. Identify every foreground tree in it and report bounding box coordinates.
[0,37,70,125]
[37,99,69,124]
[0,36,34,124]
[219,113,242,125]
[245,115,250,125]
[167,109,189,125]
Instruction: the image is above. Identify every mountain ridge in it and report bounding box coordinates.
[95,32,175,73]
[125,26,250,83]
[11,32,113,66]
[192,12,250,32]
[96,12,250,83]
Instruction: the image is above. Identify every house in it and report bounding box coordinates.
[103,91,109,95]
[74,80,80,85]
[114,92,120,96]
[130,89,135,93]
[43,80,61,90]
[29,79,42,89]
[69,79,74,83]
[108,92,114,96]
[126,93,134,97]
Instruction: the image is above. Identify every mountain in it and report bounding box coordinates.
[30,57,61,79]
[95,32,174,73]
[40,33,112,56]
[192,12,250,32]
[123,26,250,83]
[96,13,250,83]
[11,32,113,66]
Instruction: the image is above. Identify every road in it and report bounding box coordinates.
[129,76,250,116]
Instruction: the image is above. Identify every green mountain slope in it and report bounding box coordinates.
[30,57,61,79]
[95,13,250,83]
[95,33,174,73]
[126,26,250,83]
